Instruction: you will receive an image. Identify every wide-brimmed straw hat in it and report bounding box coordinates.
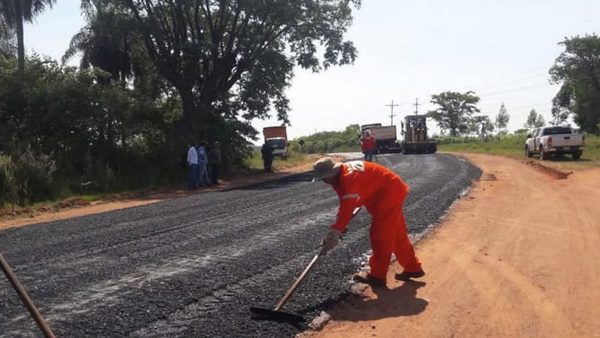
[312,157,342,181]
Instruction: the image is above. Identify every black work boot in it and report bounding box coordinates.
[395,270,425,281]
[353,271,386,287]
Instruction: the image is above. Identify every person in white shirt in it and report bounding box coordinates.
[187,143,199,189]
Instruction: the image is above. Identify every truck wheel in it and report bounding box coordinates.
[572,151,582,160]
[539,146,545,160]
[525,146,532,158]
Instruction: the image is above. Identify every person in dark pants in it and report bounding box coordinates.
[207,142,222,185]
[186,143,199,189]
[261,142,274,172]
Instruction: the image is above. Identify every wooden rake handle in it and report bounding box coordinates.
[274,207,361,311]
[0,253,55,338]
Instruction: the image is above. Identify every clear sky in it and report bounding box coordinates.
[24,0,600,141]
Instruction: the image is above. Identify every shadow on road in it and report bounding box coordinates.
[222,172,315,191]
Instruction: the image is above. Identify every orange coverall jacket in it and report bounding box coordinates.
[329,161,422,278]
[360,135,376,152]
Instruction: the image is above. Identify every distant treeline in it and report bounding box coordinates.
[290,125,361,154]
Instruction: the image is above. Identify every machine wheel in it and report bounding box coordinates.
[572,151,582,160]
[539,146,546,160]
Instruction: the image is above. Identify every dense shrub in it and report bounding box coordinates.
[0,149,56,206]
[0,55,185,204]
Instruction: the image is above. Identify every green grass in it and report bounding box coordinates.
[438,134,600,170]
[245,148,310,171]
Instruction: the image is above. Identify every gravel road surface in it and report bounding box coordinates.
[0,153,480,337]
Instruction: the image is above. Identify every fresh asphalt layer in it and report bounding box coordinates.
[0,153,480,338]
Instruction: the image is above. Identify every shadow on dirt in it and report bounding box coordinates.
[328,281,428,322]
[537,154,591,162]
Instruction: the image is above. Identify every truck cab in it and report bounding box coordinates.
[265,137,288,159]
[263,126,288,159]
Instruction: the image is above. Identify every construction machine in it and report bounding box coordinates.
[361,123,402,154]
[400,115,437,154]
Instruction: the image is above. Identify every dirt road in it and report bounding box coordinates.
[306,153,600,338]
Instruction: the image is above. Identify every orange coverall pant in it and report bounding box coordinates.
[331,161,422,280]
[367,194,422,280]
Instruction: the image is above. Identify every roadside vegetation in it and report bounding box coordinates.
[0,1,360,207]
[289,125,362,154]
[244,148,310,172]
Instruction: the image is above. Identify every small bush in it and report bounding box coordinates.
[0,155,18,206]
[0,149,56,206]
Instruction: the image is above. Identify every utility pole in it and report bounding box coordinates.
[414,98,420,115]
[385,100,399,125]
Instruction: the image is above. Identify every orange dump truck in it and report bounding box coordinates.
[263,126,288,159]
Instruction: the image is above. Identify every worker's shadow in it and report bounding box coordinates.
[331,280,428,322]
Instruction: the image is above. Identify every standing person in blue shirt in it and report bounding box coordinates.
[196,143,209,186]
[186,143,199,189]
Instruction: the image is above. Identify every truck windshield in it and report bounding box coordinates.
[542,127,572,135]
[266,138,286,149]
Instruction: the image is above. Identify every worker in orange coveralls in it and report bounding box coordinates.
[314,157,424,287]
[360,130,377,162]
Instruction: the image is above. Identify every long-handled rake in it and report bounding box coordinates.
[250,246,325,323]
[250,207,361,323]
[0,253,55,338]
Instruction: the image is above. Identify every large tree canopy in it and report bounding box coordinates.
[93,0,360,147]
[550,34,600,133]
[427,91,480,136]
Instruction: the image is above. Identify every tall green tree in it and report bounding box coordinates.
[525,108,545,129]
[495,102,510,133]
[103,0,360,150]
[471,115,494,140]
[550,35,600,133]
[550,93,570,126]
[0,0,56,73]
[427,91,480,136]
[0,3,16,56]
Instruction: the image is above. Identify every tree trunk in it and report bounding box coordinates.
[174,88,201,153]
[14,0,25,75]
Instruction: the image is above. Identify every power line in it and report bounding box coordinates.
[477,83,551,98]
[470,73,549,92]
[452,69,549,93]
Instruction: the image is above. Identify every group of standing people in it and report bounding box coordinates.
[186,142,221,189]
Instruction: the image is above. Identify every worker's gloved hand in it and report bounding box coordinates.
[321,229,343,254]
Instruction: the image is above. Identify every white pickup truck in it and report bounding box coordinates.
[525,126,585,160]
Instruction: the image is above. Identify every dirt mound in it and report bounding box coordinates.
[523,159,573,179]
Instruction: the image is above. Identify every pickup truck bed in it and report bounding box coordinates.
[525,126,584,160]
